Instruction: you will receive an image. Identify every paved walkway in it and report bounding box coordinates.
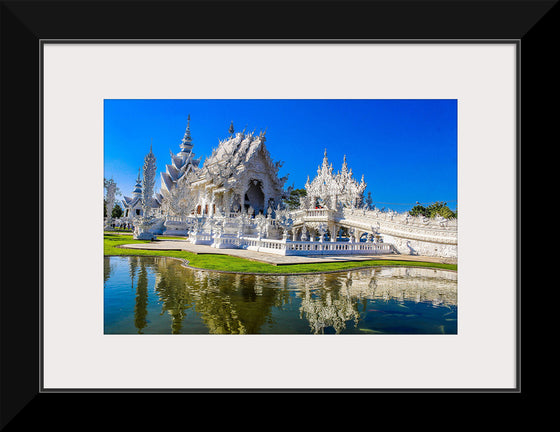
[118,239,457,266]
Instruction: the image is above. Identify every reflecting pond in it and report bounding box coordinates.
[104,256,457,335]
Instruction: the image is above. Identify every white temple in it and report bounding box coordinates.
[111,115,458,259]
[122,169,163,218]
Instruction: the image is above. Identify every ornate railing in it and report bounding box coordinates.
[283,240,393,256]
[210,234,395,256]
[165,216,186,224]
[341,208,457,230]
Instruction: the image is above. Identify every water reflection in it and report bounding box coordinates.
[104,256,457,335]
[134,262,148,333]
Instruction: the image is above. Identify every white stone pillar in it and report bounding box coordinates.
[210,193,216,216]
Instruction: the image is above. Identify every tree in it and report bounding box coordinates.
[408,201,456,219]
[427,201,456,219]
[112,203,123,218]
[408,203,427,217]
[283,188,307,210]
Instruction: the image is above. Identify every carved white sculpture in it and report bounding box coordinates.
[133,144,160,240]
[274,206,294,239]
[141,144,157,218]
[161,171,198,218]
[104,178,118,230]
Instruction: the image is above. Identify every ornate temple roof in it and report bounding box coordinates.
[160,115,202,195]
[122,192,163,211]
[158,119,288,214]
[121,195,162,211]
[305,150,366,209]
[196,127,288,192]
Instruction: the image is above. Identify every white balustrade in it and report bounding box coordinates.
[283,240,393,256]
[195,231,395,256]
[189,232,213,245]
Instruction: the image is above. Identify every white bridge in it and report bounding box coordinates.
[291,208,457,258]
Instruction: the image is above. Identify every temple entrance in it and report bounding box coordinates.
[245,179,265,214]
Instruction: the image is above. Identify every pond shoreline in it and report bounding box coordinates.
[105,253,457,276]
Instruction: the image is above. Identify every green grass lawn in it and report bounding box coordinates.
[104,234,457,274]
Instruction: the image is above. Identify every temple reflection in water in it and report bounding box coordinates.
[104,256,457,335]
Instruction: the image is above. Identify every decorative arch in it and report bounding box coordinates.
[245,179,265,214]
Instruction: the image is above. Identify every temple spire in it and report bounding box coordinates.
[181,114,193,149]
[341,154,349,173]
[132,168,142,196]
[229,121,235,136]
[321,148,332,172]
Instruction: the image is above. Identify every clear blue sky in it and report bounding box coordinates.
[104,99,457,212]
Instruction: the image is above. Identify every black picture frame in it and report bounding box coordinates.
[1,0,554,426]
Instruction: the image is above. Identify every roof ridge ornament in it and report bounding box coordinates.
[259,128,267,142]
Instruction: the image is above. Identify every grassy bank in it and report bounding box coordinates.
[104,234,457,274]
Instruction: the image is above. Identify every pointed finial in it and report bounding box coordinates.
[181,114,193,147]
[341,154,349,173]
[322,148,329,167]
[259,128,267,142]
[229,120,235,136]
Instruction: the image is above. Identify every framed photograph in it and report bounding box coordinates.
[1,0,551,423]
[42,42,512,386]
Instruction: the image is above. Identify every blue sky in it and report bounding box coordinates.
[104,99,457,212]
